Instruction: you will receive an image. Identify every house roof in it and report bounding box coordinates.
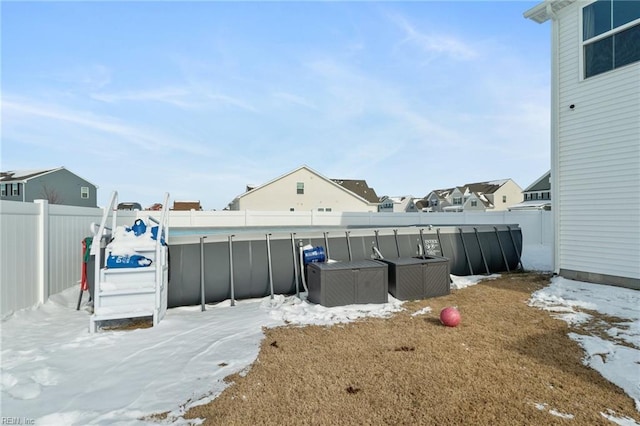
[508,200,551,211]
[464,179,510,195]
[523,171,551,192]
[0,166,99,188]
[414,199,427,210]
[331,179,379,203]
[0,168,62,182]
[429,179,512,199]
[427,189,453,199]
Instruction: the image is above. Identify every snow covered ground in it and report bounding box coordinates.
[1,244,638,425]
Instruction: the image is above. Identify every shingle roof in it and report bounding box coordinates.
[464,179,509,195]
[331,179,379,203]
[524,171,551,192]
[0,168,60,182]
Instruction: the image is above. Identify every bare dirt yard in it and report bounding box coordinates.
[180,272,638,425]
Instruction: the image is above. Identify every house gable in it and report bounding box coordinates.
[524,171,551,193]
[228,165,379,212]
[463,193,492,211]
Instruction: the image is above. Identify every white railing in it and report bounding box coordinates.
[90,191,119,294]
[148,192,170,322]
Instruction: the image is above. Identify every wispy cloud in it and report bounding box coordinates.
[204,93,258,113]
[90,86,258,112]
[272,92,317,110]
[388,13,478,61]
[46,64,113,91]
[2,97,213,156]
[90,87,201,109]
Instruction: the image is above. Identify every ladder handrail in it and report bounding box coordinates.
[91,191,119,310]
[153,193,170,324]
[90,191,118,256]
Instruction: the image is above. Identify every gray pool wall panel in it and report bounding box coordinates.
[167,225,522,308]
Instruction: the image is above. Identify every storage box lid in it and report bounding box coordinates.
[379,256,448,266]
[308,260,387,271]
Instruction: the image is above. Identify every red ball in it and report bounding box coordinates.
[440,307,461,327]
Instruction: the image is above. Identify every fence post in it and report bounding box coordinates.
[35,199,50,304]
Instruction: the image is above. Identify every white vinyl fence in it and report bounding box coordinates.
[169,209,553,246]
[1,201,552,317]
[0,200,136,318]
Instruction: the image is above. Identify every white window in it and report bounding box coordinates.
[0,184,5,196]
[12,183,19,196]
[81,186,89,199]
[325,208,332,212]
[453,197,462,205]
[583,0,640,78]
[471,200,477,207]
[318,208,324,212]
[296,182,304,195]
[502,195,507,203]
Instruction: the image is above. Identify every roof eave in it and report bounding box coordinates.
[524,0,577,24]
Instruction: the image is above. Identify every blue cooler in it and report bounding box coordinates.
[303,246,326,264]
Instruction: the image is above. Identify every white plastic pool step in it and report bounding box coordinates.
[88,191,170,333]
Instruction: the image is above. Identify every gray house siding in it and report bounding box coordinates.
[1,168,98,208]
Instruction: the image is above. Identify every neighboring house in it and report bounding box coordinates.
[509,171,552,211]
[171,201,203,211]
[525,0,639,289]
[421,179,523,213]
[0,167,98,208]
[378,195,419,213]
[226,165,379,212]
[419,190,451,212]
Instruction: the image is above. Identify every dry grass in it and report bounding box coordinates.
[174,272,639,425]
[100,316,153,331]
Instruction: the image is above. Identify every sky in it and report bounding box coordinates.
[1,1,551,210]
[2,244,639,425]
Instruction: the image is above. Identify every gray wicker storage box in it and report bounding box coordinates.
[380,256,450,300]
[307,260,388,307]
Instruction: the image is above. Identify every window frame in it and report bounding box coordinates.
[581,0,640,80]
[0,184,5,196]
[81,186,90,199]
[296,182,304,195]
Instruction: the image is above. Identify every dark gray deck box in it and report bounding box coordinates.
[307,260,388,307]
[380,256,450,300]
